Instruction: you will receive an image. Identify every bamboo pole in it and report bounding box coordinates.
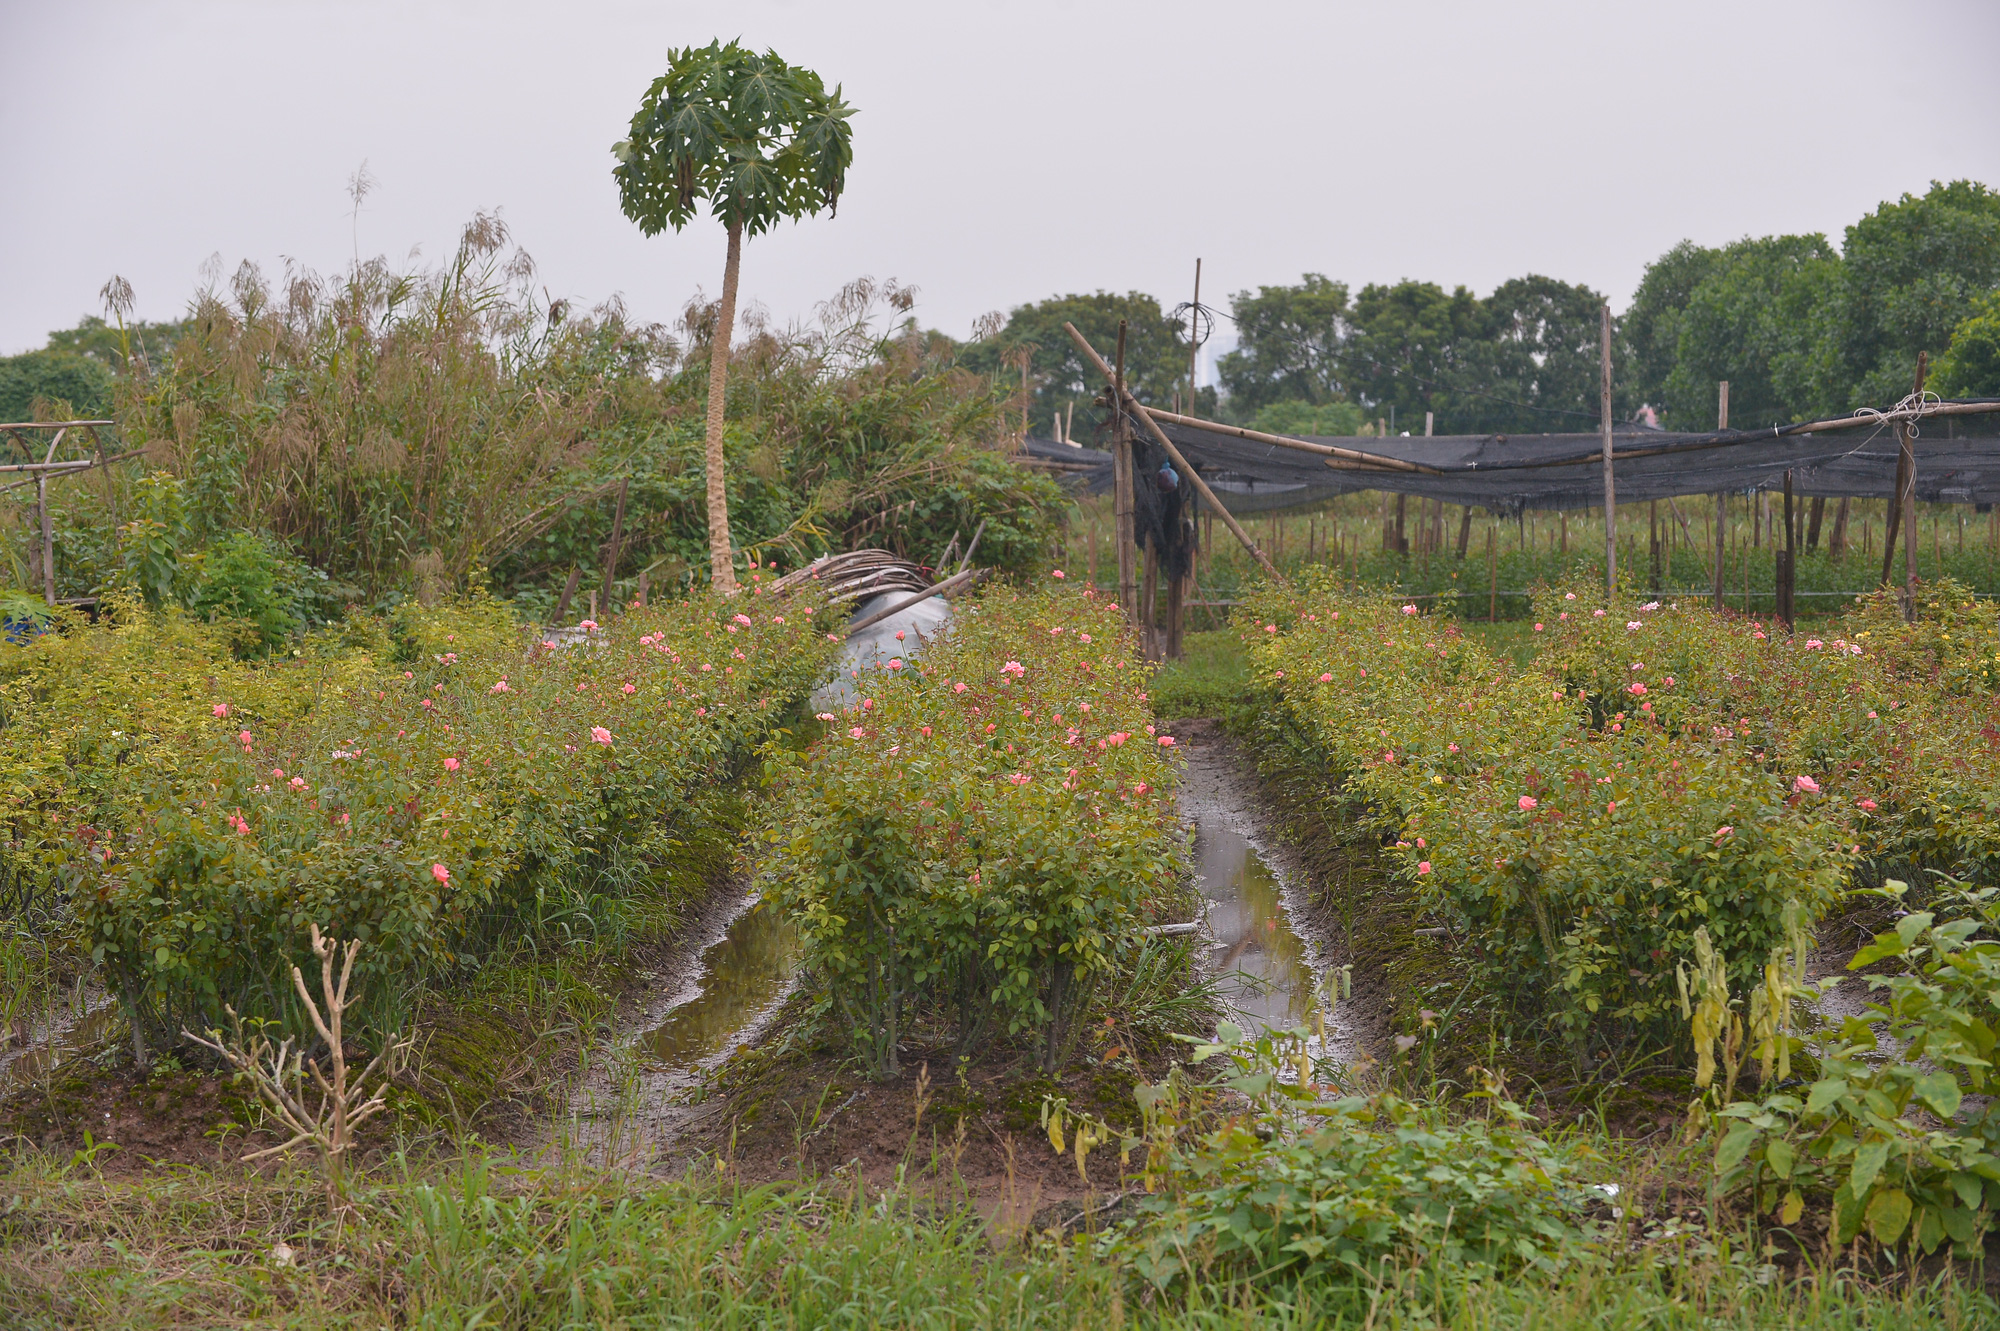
[1063,322,1280,579]
[1112,322,1137,619]
[1901,353,1927,620]
[1600,304,1616,593]
[845,566,986,636]
[1135,407,1439,473]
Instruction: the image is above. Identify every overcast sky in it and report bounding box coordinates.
[7,0,2000,376]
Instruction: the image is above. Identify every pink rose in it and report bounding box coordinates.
[1319,673,1333,683]
[1518,796,1538,811]
[444,757,460,771]
[1793,775,1820,794]
[432,863,451,884]
[1858,798,1878,812]
[1158,736,1175,747]
[1052,569,1065,579]
[212,703,230,718]
[591,726,613,746]
[622,683,636,694]
[1417,861,1432,875]
[849,727,865,739]
[954,682,968,693]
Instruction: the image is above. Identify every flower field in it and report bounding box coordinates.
[762,581,1189,1076]
[3,591,836,1051]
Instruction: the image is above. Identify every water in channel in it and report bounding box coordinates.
[638,897,797,1068]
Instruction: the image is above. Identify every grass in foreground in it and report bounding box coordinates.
[1,1148,1993,1329]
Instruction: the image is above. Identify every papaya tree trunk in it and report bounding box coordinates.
[704,219,743,592]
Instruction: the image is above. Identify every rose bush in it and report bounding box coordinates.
[761,582,1184,1078]
[67,592,835,1049]
[1238,570,1850,1049]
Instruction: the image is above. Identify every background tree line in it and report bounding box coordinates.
[967,179,2000,442]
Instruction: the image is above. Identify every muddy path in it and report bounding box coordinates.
[551,716,1388,1197]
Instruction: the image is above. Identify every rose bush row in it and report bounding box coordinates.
[66,591,837,1048]
[760,582,1185,1078]
[1238,569,1852,1049]
[1533,579,2000,890]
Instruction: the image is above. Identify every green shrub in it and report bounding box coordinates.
[1113,1021,1586,1288]
[1710,880,2000,1255]
[762,582,1184,1077]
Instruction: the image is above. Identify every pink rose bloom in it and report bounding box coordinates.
[1754,632,1767,640]
[1534,623,1544,632]
[271,768,285,779]
[733,614,753,626]
[862,698,873,710]
[1319,673,1333,683]
[1079,633,1092,643]
[579,620,598,631]
[491,680,512,694]
[239,730,254,749]
[1793,775,1820,794]
[432,863,451,884]
[1049,626,1064,636]
[1606,801,1616,813]
[212,703,230,718]
[1628,683,1647,695]
[591,726,613,746]
[1447,743,1459,753]
[444,757,460,771]
[815,712,836,722]
[1805,639,1824,650]
[1626,621,1643,631]
[1133,782,1150,796]
[1417,861,1432,875]
[849,727,865,739]
[1715,826,1734,839]
[1565,592,1576,600]
[1264,624,1277,633]
[289,777,308,792]
[954,681,968,693]
[1401,605,1417,616]
[1008,772,1030,785]
[920,725,932,737]
[700,663,712,672]
[1052,569,1065,579]
[1274,670,1285,679]
[622,683,636,694]
[1593,609,1606,618]
[1158,736,1175,747]
[696,707,708,716]
[1858,798,1878,811]
[1002,661,1025,676]
[773,616,785,624]
[888,659,903,670]
[1518,796,1538,811]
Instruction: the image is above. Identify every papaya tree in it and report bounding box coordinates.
[613,40,855,592]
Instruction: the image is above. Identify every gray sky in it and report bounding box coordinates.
[7,0,1999,377]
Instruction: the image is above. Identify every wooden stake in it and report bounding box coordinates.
[600,477,629,611]
[1805,496,1826,552]
[1457,506,1473,559]
[1063,321,1280,578]
[555,566,581,624]
[1600,303,1616,593]
[1902,352,1928,620]
[1782,469,1796,631]
[1829,497,1851,560]
[1487,525,1498,622]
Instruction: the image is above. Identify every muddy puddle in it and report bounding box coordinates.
[637,896,798,1068]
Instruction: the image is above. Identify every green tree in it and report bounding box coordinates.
[1247,399,1367,436]
[1823,180,2000,409]
[1659,234,1838,430]
[613,40,855,592]
[43,314,191,376]
[1344,280,1483,431]
[1930,292,2000,399]
[1215,274,1354,416]
[957,292,1187,442]
[1457,274,1618,435]
[0,349,113,422]
[1624,239,1723,412]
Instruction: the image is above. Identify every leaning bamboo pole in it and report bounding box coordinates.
[1063,323,1282,580]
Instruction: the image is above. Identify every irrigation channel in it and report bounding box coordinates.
[560,722,1357,1166]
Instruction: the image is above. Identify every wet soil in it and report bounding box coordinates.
[561,716,1389,1225]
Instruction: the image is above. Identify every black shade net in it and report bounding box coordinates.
[1028,404,2000,519]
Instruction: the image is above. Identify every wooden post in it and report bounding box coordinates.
[36,473,54,606]
[1901,353,1928,621]
[1112,321,1137,621]
[1456,506,1473,559]
[1829,497,1851,560]
[1393,494,1407,554]
[1141,539,1160,660]
[1649,500,1661,590]
[600,476,629,611]
[1600,303,1616,594]
[555,566,581,624]
[1487,525,1498,622]
[1781,469,1796,631]
[636,569,649,608]
[1805,496,1826,552]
